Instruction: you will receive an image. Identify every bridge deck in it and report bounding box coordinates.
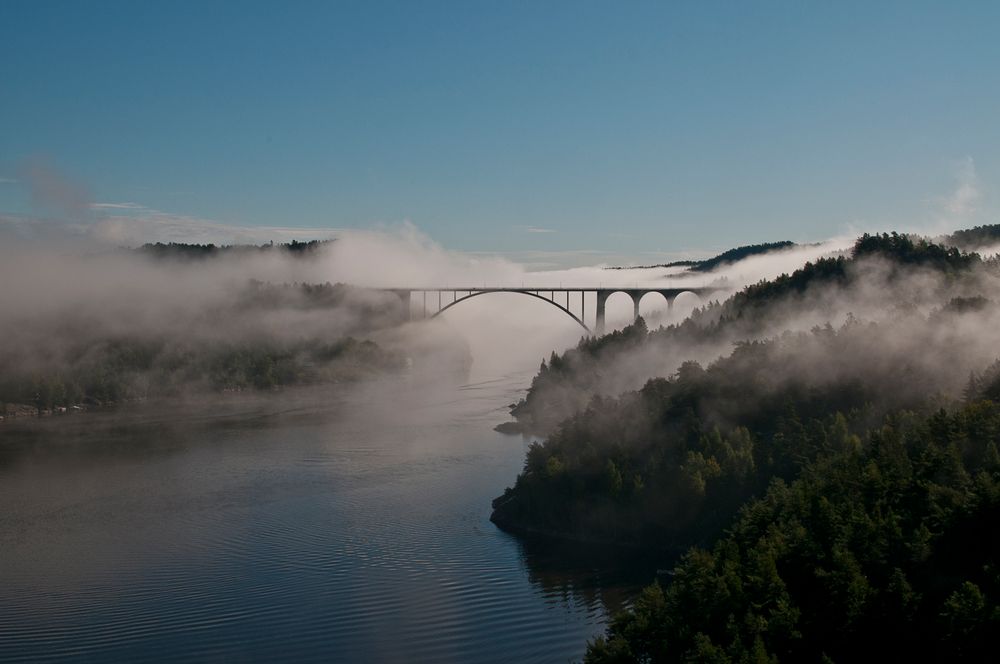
[379,286,723,293]
[379,285,729,334]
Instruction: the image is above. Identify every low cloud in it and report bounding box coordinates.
[90,202,147,210]
[945,156,980,217]
[90,209,344,246]
[16,156,91,218]
[514,225,557,234]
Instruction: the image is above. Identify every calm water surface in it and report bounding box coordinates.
[0,374,659,662]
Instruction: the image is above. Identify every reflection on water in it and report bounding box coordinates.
[0,375,665,662]
[511,535,666,620]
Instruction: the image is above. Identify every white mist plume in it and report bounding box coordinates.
[945,156,981,217]
[3,153,996,391]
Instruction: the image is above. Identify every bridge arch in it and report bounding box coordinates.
[670,290,705,319]
[637,290,670,325]
[430,290,591,333]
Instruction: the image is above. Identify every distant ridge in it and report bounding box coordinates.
[135,239,332,260]
[937,224,1000,251]
[607,240,796,272]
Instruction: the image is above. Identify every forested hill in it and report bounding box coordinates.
[493,310,1000,547]
[939,223,1000,251]
[0,280,410,415]
[585,393,1000,662]
[510,232,995,435]
[495,229,1000,661]
[608,241,796,272]
[135,239,331,260]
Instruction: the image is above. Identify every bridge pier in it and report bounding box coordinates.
[597,289,646,334]
[596,290,610,335]
[392,289,412,322]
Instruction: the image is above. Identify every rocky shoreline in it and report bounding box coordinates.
[0,402,88,422]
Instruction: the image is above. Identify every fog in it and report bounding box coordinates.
[0,218,856,392]
[0,159,868,390]
[3,209,998,426]
[507,230,1000,434]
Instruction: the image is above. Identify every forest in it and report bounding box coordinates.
[586,395,1000,662]
[509,232,997,434]
[938,223,1000,251]
[135,239,332,260]
[607,241,797,272]
[0,279,407,415]
[495,231,1000,661]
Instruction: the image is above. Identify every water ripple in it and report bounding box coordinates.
[0,378,654,662]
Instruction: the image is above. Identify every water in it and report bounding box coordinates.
[0,374,659,662]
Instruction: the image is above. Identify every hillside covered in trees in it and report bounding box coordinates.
[135,239,332,260]
[939,223,1000,251]
[608,241,797,272]
[0,280,412,415]
[510,232,997,435]
[586,394,1000,662]
[495,230,1000,661]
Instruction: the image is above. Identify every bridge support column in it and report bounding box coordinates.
[632,294,640,323]
[393,290,412,322]
[596,290,610,335]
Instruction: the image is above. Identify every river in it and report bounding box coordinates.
[0,372,659,662]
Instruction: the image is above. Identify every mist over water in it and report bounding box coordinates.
[5,224,989,662]
[0,374,664,663]
[0,228,701,662]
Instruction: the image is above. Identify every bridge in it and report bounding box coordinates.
[381,286,729,334]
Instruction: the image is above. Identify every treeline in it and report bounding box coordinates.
[586,394,1000,662]
[0,336,403,413]
[496,230,1000,659]
[238,279,398,315]
[494,315,987,549]
[687,241,797,273]
[510,233,996,434]
[607,241,796,272]
[0,279,408,415]
[136,239,331,260]
[940,223,1000,251]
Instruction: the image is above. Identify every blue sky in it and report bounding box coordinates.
[2,1,998,257]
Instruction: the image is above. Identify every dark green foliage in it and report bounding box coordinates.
[499,228,1000,660]
[853,232,980,273]
[511,233,989,435]
[963,360,1000,404]
[687,241,797,273]
[493,324,899,549]
[0,335,404,411]
[721,255,848,320]
[585,400,1000,663]
[136,239,330,260]
[0,279,405,412]
[940,224,1000,251]
[935,295,992,317]
[607,242,797,272]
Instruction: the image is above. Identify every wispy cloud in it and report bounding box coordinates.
[467,248,710,270]
[513,225,557,234]
[945,156,980,217]
[1,205,346,247]
[91,209,344,245]
[17,156,90,217]
[91,202,146,210]
[0,177,18,184]
[915,156,986,238]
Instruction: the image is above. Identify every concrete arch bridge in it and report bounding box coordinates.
[381,286,728,334]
